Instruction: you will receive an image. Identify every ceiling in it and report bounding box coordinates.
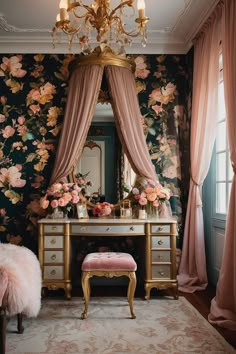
[0,0,219,54]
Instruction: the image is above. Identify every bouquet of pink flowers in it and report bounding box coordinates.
[92,202,113,217]
[131,177,170,209]
[40,182,81,215]
[74,172,92,199]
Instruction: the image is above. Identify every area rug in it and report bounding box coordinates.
[6,296,235,354]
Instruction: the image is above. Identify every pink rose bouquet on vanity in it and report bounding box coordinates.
[125,176,172,218]
[40,182,81,215]
[132,177,170,208]
[92,202,113,217]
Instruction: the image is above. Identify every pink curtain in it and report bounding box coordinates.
[208,0,236,330]
[105,65,157,181]
[50,65,104,184]
[178,4,222,292]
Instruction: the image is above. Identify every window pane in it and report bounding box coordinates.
[228,155,233,181]
[216,182,226,214]
[216,152,226,181]
[216,121,226,152]
[218,82,226,120]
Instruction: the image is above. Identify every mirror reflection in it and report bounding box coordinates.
[70,103,136,205]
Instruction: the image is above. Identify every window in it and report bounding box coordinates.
[215,54,233,215]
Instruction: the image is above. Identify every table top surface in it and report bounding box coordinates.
[38,217,177,224]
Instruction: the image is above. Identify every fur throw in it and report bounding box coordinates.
[0,243,41,317]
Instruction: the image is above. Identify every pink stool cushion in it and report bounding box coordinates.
[82,252,137,272]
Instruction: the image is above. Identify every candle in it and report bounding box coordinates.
[60,8,68,21]
[137,0,145,18]
[139,209,147,219]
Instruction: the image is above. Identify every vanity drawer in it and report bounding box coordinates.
[44,224,64,233]
[44,235,64,249]
[151,224,171,234]
[152,265,171,279]
[71,224,145,235]
[151,236,170,249]
[44,250,64,264]
[44,266,64,280]
[152,250,171,262]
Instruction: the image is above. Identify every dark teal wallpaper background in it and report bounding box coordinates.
[0,52,192,253]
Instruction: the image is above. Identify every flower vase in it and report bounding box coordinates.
[52,207,66,219]
[146,203,159,219]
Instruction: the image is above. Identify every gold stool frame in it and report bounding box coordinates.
[81,270,137,319]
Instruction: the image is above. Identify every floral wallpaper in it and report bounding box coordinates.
[0,52,192,255]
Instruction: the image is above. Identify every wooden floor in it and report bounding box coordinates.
[179,285,236,350]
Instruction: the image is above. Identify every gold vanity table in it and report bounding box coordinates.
[38,217,178,300]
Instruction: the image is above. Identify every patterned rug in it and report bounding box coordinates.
[6,296,235,354]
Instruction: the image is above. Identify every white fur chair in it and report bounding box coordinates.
[0,243,42,354]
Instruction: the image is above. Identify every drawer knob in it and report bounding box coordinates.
[80,227,86,232]
[159,271,165,276]
[157,227,163,231]
[52,226,57,230]
[158,255,163,260]
[158,240,164,245]
[50,239,56,245]
[51,254,56,260]
[106,227,111,232]
[50,269,56,275]
[130,226,134,231]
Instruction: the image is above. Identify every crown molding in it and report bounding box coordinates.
[0,0,220,55]
[0,36,189,55]
[183,0,220,51]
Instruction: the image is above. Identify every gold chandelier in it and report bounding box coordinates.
[52,0,149,53]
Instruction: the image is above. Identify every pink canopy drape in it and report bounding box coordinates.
[50,64,104,185]
[208,0,236,330]
[178,3,222,292]
[105,66,156,181]
[50,62,156,186]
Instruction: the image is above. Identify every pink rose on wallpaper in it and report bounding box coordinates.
[40,82,56,96]
[27,199,45,215]
[30,104,41,114]
[0,166,26,188]
[17,116,25,124]
[174,105,184,118]
[0,55,26,78]
[149,88,163,102]
[0,114,5,123]
[40,197,49,209]
[0,96,7,104]
[134,55,150,79]
[162,82,176,96]
[0,208,6,216]
[2,125,15,138]
[27,88,41,101]
[152,104,163,115]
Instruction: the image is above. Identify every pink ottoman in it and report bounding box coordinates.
[81,252,137,319]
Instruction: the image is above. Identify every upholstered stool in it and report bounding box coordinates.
[81,252,137,319]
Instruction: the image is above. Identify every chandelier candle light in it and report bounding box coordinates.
[53,0,149,51]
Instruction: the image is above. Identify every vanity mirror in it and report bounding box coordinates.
[68,103,138,215]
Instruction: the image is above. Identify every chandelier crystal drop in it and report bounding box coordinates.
[52,0,149,53]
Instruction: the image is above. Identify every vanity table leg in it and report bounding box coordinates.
[144,283,151,300]
[65,283,72,300]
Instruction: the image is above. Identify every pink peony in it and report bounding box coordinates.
[2,125,15,138]
[139,197,148,206]
[50,199,59,209]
